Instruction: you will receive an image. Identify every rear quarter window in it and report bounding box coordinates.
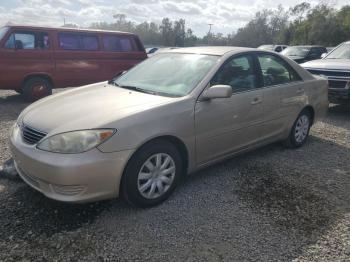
[102,35,135,52]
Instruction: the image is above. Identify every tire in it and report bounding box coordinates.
[22,77,52,102]
[122,140,183,208]
[284,109,312,148]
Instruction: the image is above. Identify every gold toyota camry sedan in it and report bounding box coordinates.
[10,47,328,207]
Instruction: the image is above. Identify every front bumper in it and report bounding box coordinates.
[10,124,133,203]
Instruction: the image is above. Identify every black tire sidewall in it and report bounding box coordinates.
[122,141,183,207]
[289,110,311,147]
[23,77,52,101]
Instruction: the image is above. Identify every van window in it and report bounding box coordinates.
[5,31,49,50]
[59,33,80,50]
[81,35,99,50]
[103,35,134,52]
[59,33,99,51]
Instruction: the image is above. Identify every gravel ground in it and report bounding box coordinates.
[0,89,349,261]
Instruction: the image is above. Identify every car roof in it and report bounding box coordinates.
[160,46,255,56]
[3,24,135,35]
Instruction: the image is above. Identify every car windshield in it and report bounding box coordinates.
[281,46,311,57]
[113,53,219,97]
[0,27,8,41]
[258,45,274,51]
[326,43,350,59]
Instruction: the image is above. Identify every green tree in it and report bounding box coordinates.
[160,18,174,46]
[173,19,186,47]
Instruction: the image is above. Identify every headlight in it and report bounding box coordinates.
[37,129,115,153]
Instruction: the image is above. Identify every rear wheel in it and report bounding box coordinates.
[122,140,183,207]
[22,77,52,102]
[284,110,311,148]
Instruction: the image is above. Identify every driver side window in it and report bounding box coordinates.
[211,55,257,93]
[5,31,49,50]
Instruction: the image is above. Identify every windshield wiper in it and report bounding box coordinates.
[111,82,159,96]
[109,81,180,98]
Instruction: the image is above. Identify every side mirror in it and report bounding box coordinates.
[202,85,232,100]
[321,53,327,59]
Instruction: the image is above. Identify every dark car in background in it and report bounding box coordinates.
[301,41,350,104]
[0,25,147,101]
[281,46,327,64]
[257,44,288,52]
[326,47,335,53]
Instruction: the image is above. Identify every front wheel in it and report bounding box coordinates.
[121,140,183,207]
[284,110,312,148]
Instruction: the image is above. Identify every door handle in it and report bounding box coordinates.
[296,88,305,94]
[251,97,262,105]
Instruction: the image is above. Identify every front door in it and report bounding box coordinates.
[0,29,53,90]
[195,54,264,165]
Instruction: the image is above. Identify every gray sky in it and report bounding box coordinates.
[0,0,348,36]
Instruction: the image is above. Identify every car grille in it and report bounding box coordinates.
[306,68,350,89]
[307,69,350,78]
[21,125,47,145]
[328,80,348,89]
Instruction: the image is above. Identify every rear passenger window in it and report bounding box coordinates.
[5,32,49,50]
[103,35,134,52]
[59,33,80,50]
[211,55,258,93]
[258,54,302,86]
[59,33,99,51]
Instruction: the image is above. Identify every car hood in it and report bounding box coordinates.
[21,82,175,134]
[301,59,350,71]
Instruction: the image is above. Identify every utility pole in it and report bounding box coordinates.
[63,17,66,26]
[208,24,213,34]
[207,23,213,45]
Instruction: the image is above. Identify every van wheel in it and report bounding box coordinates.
[122,140,183,208]
[22,77,52,101]
[284,110,311,148]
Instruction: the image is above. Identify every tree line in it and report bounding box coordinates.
[65,2,350,48]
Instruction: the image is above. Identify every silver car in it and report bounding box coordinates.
[301,41,350,104]
[10,47,329,207]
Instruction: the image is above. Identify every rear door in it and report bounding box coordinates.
[0,29,53,90]
[195,54,264,165]
[256,53,305,139]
